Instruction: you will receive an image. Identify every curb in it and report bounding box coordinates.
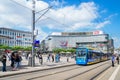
[0,63,75,78]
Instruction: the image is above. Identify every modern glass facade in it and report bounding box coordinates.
[0,27,32,47]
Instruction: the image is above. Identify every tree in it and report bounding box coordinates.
[52,48,76,55]
[23,46,32,51]
[0,45,11,50]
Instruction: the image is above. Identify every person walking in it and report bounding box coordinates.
[52,54,54,62]
[10,52,16,70]
[1,54,7,72]
[111,54,115,67]
[38,54,43,65]
[55,54,59,63]
[67,56,69,62]
[116,55,119,65]
[47,54,51,62]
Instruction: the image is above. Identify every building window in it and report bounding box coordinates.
[3,30,4,34]
[0,30,1,34]
[23,34,25,36]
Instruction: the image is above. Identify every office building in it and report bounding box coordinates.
[0,27,32,47]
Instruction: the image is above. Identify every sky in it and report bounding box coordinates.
[0,0,120,48]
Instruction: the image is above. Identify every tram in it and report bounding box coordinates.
[75,47,109,65]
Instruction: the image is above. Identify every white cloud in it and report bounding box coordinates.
[95,20,110,29]
[41,1,99,31]
[0,0,111,40]
[105,13,118,20]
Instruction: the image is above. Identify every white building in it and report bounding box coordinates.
[0,27,32,47]
[41,30,114,53]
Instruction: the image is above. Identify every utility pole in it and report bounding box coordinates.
[31,0,51,67]
[10,0,51,67]
[31,0,35,67]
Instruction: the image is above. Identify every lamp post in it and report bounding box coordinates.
[31,0,35,67]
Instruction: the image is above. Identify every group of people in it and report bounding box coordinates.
[0,51,22,72]
[47,53,61,63]
[111,54,119,67]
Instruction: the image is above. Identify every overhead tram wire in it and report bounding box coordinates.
[78,0,113,38]
[35,6,53,23]
[10,0,32,10]
[48,0,70,28]
[35,11,70,29]
[10,0,60,27]
[94,4,120,49]
[10,0,54,14]
[10,0,52,14]
[78,0,113,51]
[90,0,120,49]
[35,6,53,14]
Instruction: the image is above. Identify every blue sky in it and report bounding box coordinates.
[0,0,120,48]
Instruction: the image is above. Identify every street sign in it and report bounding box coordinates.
[34,40,40,47]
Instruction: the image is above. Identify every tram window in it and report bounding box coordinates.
[77,50,86,57]
[88,52,92,59]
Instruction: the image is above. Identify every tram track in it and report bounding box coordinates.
[27,65,81,80]
[90,65,111,80]
[65,62,111,80]
[0,64,81,80]
[26,61,110,80]
[0,61,111,80]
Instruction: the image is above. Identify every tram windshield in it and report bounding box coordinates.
[76,49,86,57]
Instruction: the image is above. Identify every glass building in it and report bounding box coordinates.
[41,31,114,53]
[0,27,32,47]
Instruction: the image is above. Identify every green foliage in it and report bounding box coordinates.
[0,44,32,51]
[53,48,61,53]
[0,45,11,49]
[67,49,76,53]
[52,48,76,54]
[11,46,24,50]
[23,46,32,51]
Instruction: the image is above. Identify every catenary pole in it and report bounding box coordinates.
[10,0,51,67]
[31,0,35,67]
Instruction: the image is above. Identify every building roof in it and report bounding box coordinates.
[0,27,31,34]
[50,30,104,36]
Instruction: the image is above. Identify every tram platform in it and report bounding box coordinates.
[0,55,75,78]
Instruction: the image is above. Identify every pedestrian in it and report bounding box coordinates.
[14,53,21,70]
[67,56,69,62]
[38,54,43,65]
[47,54,50,62]
[116,55,119,65]
[111,54,115,67]
[10,52,16,70]
[1,54,7,72]
[55,54,59,63]
[58,53,60,62]
[51,54,54,62]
